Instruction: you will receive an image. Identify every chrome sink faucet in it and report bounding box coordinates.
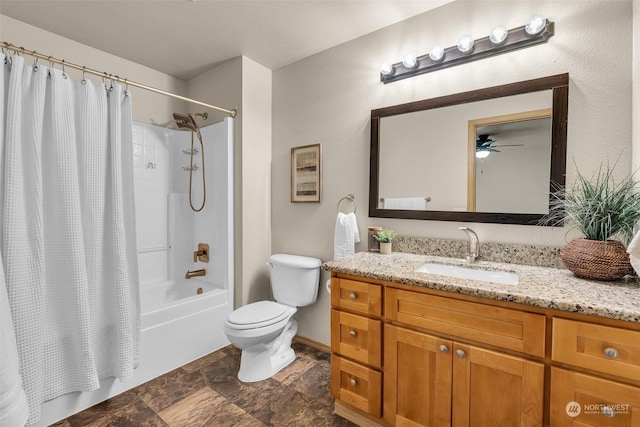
[459,227,479,263]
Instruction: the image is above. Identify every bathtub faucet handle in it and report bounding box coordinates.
[193,243,209,263]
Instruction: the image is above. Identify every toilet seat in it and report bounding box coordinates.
[226,301,294,330]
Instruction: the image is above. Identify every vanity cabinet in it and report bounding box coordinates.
[329,273,640,427]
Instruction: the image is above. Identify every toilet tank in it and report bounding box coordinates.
[269,254,322,307]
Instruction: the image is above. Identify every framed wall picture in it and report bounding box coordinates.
[291,144,322,203]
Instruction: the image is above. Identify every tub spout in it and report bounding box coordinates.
[185,268,206,279]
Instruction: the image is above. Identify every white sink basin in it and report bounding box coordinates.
[414,263,519,285]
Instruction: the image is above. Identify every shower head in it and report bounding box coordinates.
[173,112,208,136]
[173,113,199,133]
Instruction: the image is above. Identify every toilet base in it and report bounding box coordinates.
[237,318,298,382]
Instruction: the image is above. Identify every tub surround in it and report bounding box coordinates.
[392,235,563,268]
[323,251,640,322]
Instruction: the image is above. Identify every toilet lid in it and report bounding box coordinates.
[227,301,292,329]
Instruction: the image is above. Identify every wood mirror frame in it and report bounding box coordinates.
[369,73,568,225]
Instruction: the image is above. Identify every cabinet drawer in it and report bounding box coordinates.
[331,355,382,418]
[550,367,640,426]
[386,288,546,357]
[331,309,382,368]
[552,318,640,382]
[331,278,382,317]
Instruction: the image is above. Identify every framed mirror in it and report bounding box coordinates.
[369,73,568,225]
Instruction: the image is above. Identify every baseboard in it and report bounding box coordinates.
[334,401,384,427]
[293,335,330,353]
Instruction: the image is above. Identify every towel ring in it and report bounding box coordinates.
[337,194,357,214]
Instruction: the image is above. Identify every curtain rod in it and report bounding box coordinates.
[1,42,237,118]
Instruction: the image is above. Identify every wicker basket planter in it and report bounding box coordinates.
[560,239,633,281]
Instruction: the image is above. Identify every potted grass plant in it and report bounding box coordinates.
[542,163,640,281]
[375,229,397,255]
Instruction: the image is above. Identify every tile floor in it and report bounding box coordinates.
[50,342,355,427]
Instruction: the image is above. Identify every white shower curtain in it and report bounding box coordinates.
[0,53,140,425]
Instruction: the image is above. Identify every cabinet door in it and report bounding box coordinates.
[550,367,640,427]
[384,325,452,427]
[452,343,544,427]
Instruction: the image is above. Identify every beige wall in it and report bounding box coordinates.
[187,56,272,307]
[1,15,186,124]
[272,1,633,345]
[240,57,273,305]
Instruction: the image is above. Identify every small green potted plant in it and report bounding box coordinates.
[542,162,640,280]
[375,229,397,254]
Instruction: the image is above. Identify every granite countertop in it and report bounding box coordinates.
[322,251,640,323]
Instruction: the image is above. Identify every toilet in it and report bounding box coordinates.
[223,254,322,382]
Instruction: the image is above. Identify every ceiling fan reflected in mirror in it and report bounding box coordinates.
[475,134,523,159]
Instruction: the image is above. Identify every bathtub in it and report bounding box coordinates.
[139,278,232,375]
[33,278,232,427]
[141,278,225,325]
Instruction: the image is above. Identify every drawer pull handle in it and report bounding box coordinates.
[604,347,619,359]
[349,293,357,300]
[439,345,449,353]
[350,378,357,387]
[456,349,466,358]
[601,406,616,418]
[349,330,357,337]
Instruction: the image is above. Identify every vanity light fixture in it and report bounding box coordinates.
[489,25,508,45]
[380,15,554,84]
[525,15,547,35]
[380,61,394,76]
[428,46,445,62]
[457,35,475,54]
[402,54,418,69]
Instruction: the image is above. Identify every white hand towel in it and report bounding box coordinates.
[383,197,425,210]
[0,260,29,427]
[627,231,640,275]
[334,212,360,259]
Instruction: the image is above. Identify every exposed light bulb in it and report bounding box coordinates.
[380,62,394,76]
[489,25,508,45]
[475,150,491,159]
[457,35,474,53]
[402,54,418,69]
[429,46,445,61]
[525,15,547,35]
